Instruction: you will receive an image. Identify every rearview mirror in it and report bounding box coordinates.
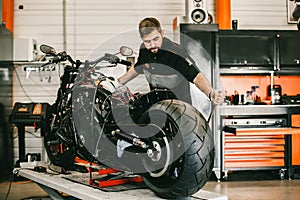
[119,46,133,56]
[40,44,56,56]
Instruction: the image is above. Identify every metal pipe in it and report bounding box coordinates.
[270,71,274,89]
[2,0,14,32]
[63,0,67,51]
[216,0,231,29]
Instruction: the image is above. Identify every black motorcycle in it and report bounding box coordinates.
[41,44,215,199]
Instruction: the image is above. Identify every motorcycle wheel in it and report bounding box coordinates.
[44,104,76,169]
[139,99,215,199]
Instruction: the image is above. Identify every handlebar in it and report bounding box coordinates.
[119,59,132,66]
[40,44,133,73]
[50,52,77,65]
[91,53,132,66]
[49,52,132,67]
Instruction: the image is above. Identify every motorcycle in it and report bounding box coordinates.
[41,44,215,199]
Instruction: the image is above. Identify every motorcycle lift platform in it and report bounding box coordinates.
[14,162,228,200]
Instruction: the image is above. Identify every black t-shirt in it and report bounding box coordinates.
[134,37,200,104]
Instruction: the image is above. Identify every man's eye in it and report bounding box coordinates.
[144,40,151,44]
[153,37,159,41]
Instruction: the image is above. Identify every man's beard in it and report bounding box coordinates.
[149,47,159,53]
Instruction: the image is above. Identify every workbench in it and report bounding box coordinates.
[13,164,228,200]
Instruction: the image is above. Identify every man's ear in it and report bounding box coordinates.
[161,29,165,37]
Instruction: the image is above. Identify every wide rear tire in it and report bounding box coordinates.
[140,99,215,199]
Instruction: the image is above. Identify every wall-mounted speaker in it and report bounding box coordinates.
[185,0,209,24]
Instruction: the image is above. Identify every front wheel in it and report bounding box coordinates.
[139,100,215,199]
[44,104,76,169]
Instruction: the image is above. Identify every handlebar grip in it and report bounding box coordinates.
[51,56,62,63]
[51,52,69,63]
[119,59,132,66]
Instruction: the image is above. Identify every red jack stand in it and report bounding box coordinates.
[88,165,143,188]
[74,157,143,188]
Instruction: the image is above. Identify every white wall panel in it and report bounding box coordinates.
[231,0,295,30]
[12,126,44,163]
[12,0,188,106]
[12,64,61,103]
[13,0,296,61]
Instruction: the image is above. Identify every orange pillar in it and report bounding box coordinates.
[2,0,14,32]
[216,0,231,30]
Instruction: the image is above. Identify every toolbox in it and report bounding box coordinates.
[9,102,49,125]
[9,102,50,164]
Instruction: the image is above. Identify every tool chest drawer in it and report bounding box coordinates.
[224,133,286,169]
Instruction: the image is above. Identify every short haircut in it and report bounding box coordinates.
[138,17,162,38]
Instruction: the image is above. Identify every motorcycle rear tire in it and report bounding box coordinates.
[140,99,215,199]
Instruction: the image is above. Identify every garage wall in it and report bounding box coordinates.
[12,0,298,104]
[10,0,298,163]
[12,0,188,105]
[231,0,293,29]
[13,0,297,60]
[11,0,299,104]
[14,0,188,61]
[10,0,299,102]
[11,0,298,118]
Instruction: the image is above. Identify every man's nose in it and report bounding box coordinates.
[149,40,155,47]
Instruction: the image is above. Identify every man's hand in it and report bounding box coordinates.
[209,90,225,105]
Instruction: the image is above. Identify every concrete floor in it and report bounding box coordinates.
[1,171,300,200]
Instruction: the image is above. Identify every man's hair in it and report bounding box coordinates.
[138,17,162,38]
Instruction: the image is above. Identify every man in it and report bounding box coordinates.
[118,17,224,105]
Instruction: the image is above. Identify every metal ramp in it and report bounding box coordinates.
[14,164,228,200]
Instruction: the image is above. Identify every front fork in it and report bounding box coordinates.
[47,112,75,151]
[50,113,56,132]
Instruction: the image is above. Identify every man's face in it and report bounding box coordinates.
[141,29,164,53]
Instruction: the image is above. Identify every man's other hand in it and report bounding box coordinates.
[210,90,225,105]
